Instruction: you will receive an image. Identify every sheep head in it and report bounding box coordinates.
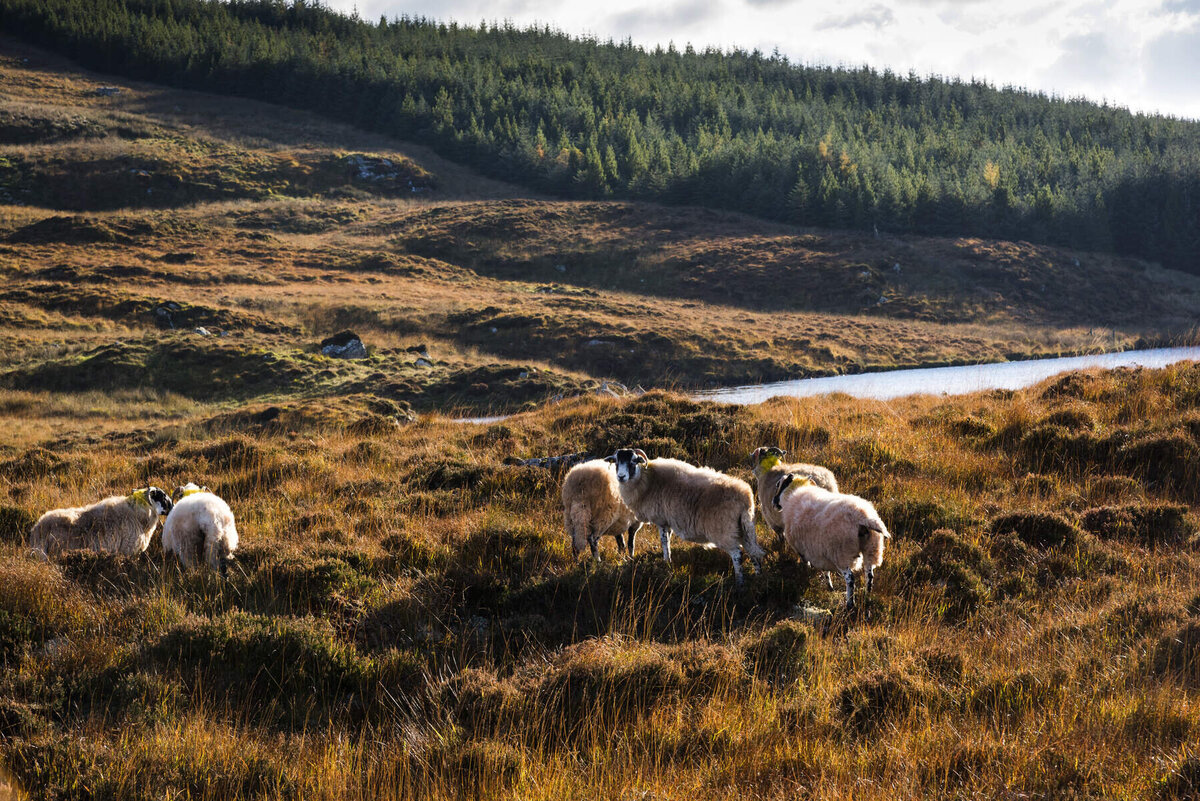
[771,473,811,510]
[751,446,787,473]
[611,448,648,484]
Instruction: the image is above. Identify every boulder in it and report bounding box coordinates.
[320,330,367,359]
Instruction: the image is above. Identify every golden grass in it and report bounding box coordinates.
[4,36,1200,800]
[2,364,1200,799]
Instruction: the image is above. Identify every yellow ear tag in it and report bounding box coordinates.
[128,489,152,509]
[181,487,205,498]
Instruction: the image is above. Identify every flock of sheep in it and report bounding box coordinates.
[566,446,890,608]
[29,482,239,574]
[26,444,889,608]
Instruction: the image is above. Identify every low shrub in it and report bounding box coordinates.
[990,511,1080,550]
[740,620,809,685]
[837,669,924,735]
[1149,622,1200,686]
[1080,503,1194,546]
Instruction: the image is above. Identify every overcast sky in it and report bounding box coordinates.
[323,0,1200,121]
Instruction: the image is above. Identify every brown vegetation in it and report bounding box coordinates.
[4,38,1200,800]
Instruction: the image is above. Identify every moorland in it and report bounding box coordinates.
[1,32,1200,801]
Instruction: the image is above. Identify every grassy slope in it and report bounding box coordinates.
[3,37,1200,414]
[3,38,1200,800]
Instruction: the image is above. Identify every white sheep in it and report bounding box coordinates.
[561,459,642,559]
[750,446,838,536]
[29,487,173,557]
[610,448,764,585]
[162,482,239,574]
[773,474,890,609]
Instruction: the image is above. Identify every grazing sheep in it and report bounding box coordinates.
[610,448,763,585]
[162,483,239,574]
[750,446,838,535]
[29,487,173,557]
[561,460,642,559]
[773,474,890,610]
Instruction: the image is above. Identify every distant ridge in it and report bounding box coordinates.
[1,0,1199,272]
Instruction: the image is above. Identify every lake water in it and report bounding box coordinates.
[693,346,1200,405]
[447,346,1200,422]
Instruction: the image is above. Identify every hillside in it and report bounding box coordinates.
[4,36,1200,801]
[2,0,1200,273]
[2,38,1199,426]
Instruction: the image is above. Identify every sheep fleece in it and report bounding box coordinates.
[561,460,638,549]
[619,459,756,550]
[756,461,838,534]
[162,492,239,570]
[779,484,888,572]
[30,496,159,556]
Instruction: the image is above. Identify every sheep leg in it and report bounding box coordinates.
[588,532,600,561]
[626,524,639,556]
[866,566,874,594]
[826,572,835,590]
[729,549,745,586]
[612,531,626,555]
[843,569,856,610]
[659,526,672,562]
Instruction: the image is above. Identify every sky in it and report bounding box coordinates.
[322,0,1200,121]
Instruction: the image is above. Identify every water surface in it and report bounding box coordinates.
[447,347,1200,422]
[694,346,1200,404]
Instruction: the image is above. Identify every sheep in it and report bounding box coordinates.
[610,448,763,585]
[751,446,840,588]
[29,487,173,557]
[162,482,239,574]
[561,459,642,559]
[772,474,891,610]
[750,446,838,536]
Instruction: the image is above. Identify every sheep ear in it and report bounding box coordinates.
[749,447,762,465]
[772,474,794,510]
[603,455,616,463]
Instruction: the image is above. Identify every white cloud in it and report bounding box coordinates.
[325,0,1200,120]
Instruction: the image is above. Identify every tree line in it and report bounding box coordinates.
[2,0,1199,272]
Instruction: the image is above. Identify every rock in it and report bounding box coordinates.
[154,301,183,329]
[193,327,210,336]
[320,330,367,359]
[93,87,120,97]
[893,262,901,273]
[596,381,621,398]
[518,371,529,379]
[790,602,832,624]
[414,357,434,367]
[554,264,567,273]
[585,339,611,347]
[510,452,590,470]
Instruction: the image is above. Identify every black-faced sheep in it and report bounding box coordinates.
[561,459,642,559]
[162,482,239,574]
[29,487,173,557]
[610,448,763,585]
[773,474,890,609]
